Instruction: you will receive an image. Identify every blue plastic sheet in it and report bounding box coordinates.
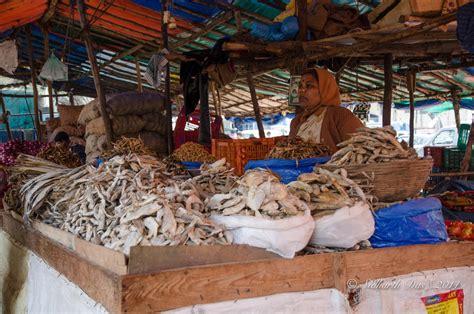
[251,16,299,42]
[181,161,202,169]
[370,198,448,248]
[244,157,330,183]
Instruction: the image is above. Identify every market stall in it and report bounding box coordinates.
[1,0,474,313]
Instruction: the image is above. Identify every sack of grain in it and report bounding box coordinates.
[85,134,100,154]
[78,99,100,125]
[57,104,84,126]
[46,117,61,133]
[86,116,146,136]
[141,112,167,135]
[121,131,168,153]
[97,135,108,151]
[107,92,164,116]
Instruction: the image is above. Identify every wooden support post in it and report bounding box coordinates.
[296,0,308,41]
[246,72,265,138]
[40,26,55,120]
[382,53,393,126]
[406,72,416,147]
[161,0,174,154]
[26,25,43,142]
[77,0,113,148]
[451,88,461,133]
[135,57,143,93]
[461,118,474,177]
[234,10,243,32]
[0,96,12,140]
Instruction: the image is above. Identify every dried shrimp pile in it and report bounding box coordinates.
[288,167,370,219]
[205,169,309,219]
[266,137,331,160]
[172,142,216,163]
[329,126,418,166]
[37,145,82,168]
[19,155,231,255]
[103,136,154,158]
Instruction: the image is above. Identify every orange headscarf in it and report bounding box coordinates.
[290,68,341,137]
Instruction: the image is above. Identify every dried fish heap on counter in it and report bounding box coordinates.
[329,126,417,165]
[266,137,331,160]
[37,145,82,168]
[206,169,309,219]
[20,154,230,255]
[4,154,68,213]
[172,142,217,163]
[288,167,370,219]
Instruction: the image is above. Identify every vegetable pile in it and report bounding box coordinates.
[0,140,47,166]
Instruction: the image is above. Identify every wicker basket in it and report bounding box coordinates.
[319,159,433,202]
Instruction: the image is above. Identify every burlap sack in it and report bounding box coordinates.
[48,125,85,143]
[139,131,167,153]
[46,118,61,133]
[141,112,167,136]
[107,92,164,116]
[78,99,100,125]
[86,116,145,136]
[96,135,108,151]
[85,134,100,154]
[57,104,84,126]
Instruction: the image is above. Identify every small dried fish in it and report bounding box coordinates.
[266,137,331,160]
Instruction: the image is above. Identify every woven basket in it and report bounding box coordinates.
[319,159,433,202]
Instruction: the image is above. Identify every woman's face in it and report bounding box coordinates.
[298,73,321,110]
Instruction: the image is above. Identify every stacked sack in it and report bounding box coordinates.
[47,104,86,146]
[78,92,167,161]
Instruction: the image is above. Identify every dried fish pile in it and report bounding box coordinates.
[266,137,331,160]
[288,168,370,219]
[103,136,154,158]
[329,126,417,166]
[37,145,82,168]
[172,142,216,163]
[20,154,230,254]
[4,154,68,213]
[205,169,309,219]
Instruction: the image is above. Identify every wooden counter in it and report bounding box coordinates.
[2,212,474,313]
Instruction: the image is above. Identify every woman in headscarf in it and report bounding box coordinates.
[289,68,364,154]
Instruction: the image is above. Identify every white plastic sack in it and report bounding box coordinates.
[211,210,315,258]
[39,51,68,81]
[0,40,18,74]
[311,202,374,248]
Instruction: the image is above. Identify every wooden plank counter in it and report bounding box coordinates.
[2,212,474,313]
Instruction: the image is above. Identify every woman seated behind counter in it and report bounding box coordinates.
[289,68,364,154]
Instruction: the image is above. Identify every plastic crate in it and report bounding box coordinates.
[443,148,474,171]
[424,146,444,167]
[457,123,470,151]
[212,138,276,175]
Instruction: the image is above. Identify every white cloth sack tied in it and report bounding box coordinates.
[211,210,315,258]
[311,202,375,249]
[0,40,18,74]
[39,51,68,81]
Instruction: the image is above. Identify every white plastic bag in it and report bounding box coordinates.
[311,202,375,248]
[40,51,68,81]
[211,210,315,258]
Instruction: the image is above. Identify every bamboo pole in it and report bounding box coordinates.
[382,53,393,126]
[0,96,12,140]
[461,118,474,178]
[40,26,55,120]
[296,0,307,41]
[135,57,143,93]
[234,10,243,32]
[407,72,416,147]
[161,0,174,154]
[246,72,265,138]
[77,0,113,148]
[26,25,43,142]
[451,88,461,133]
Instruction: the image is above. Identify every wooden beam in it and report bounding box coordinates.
[296,0,308,41]
[135,57,142,93]
[162,0,174,154]
[40,25,55,120]
[0,96,12,140]
[246,72,265,138]
[407,72,416,147]
[41,0,59,24]
[77,0,114,148]
[234,10,243,32]
[383,54,393,126]
[26,25,43,142]
[172,11,233,49]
